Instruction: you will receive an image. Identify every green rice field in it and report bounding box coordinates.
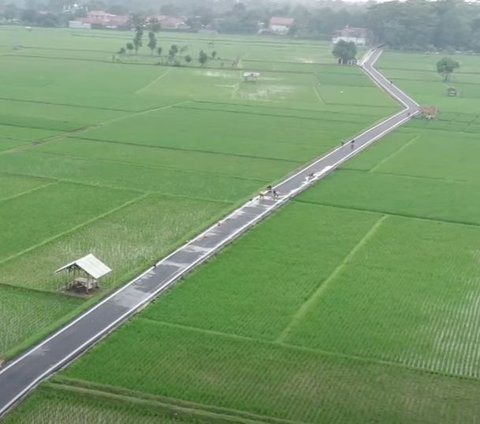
[6,48,480,423]
[0,26,395,361]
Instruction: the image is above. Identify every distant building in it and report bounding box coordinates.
[68,20,91,29]
[80,10,129,29]
[155,15,189,30]
[243,71,260,82]
[332,27,368,46]
[269,17,295,35]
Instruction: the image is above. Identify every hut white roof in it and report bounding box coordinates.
[55,254,111,280]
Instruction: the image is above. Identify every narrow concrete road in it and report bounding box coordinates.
[0,48,419,418]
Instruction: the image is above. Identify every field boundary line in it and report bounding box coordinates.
[34,150,271,184]
[369,134,420,172]
[69,135,303,164]
[0,281,83,301]
[0,193,148,268]
[173,104,382,124]
[371,169,470,184]
[0,170,149,196]
[190,99,397,119]
[100,100,190,126]
[108,316,480,387]
[0,182,56,205]
[276,215,387,343]
[313,85,326,104]
[32,101,192,148]
[139,317,259,343]
[296,200,480,229]
[50,381,303,424]
[135,69,171,94]
[0,95,131,113]
[124,316,480,384]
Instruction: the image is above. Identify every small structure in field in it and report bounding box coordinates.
[56,254,111,294]
[269,17,295,35]
[244,71,260,82]
[421,106,438,120]
[447,87,458,97]
[332,27,368,47]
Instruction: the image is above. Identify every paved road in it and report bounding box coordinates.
[0,48,419,419]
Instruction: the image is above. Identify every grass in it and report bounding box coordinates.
[299,168,480,225]
[0,285,81,355]
[0,195,229,293]
[142,202,381,340]
[0,174,50,201]
[0,182,137,262]
[286,214,480,378]
[58,320,480,424]
[2,384,230,424]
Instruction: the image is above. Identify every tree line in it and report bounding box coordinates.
[116,21,215,67]
[4,0,480,52]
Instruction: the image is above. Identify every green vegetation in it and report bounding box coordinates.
[332,40,357,64]
[2,384,229,424]
[0,27,393,360]
[0,285,81,356]
[7,49,480,422]
[437,57,460,82]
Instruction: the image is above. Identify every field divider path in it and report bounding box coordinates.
[0,48,420,418]
[369,134,420,172]
[276,215,388,343]
[0,193,149,268]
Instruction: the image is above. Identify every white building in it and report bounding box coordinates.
[332,27,368,47]
[269,17,295,35]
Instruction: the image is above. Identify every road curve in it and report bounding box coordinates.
[0,48,419,419]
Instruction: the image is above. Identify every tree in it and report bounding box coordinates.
[198,50,209,66]
[133,27,143,54]
[332,40,357,65]
[211,51,217,60]
[126,42,134,54]
[3,4,19,20]
[129,13,145,29]
[147,31,157,54]
[168,44,179,62]
[436,57,460,81]
[157,47,163,56]
[118,47,126,55]
[185,54,192,65]
[147,17,161,33]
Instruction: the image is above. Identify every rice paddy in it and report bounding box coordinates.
[5,33,480,424]
[0,26,394,360]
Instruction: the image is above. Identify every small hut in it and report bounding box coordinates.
[243,71,260,82]
[447,87,458,97]
[56,254,111,294]
[421,106,438,120]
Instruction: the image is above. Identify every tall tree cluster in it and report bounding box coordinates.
[367,0,480,51]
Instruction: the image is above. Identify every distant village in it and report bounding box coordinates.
[69,10,367,46]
